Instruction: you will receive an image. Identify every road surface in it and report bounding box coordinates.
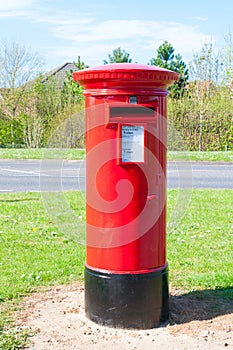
[0,159,232,193]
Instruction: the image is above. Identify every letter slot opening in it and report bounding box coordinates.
[110,106,155,118]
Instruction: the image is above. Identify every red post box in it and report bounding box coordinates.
[73,63,178,329]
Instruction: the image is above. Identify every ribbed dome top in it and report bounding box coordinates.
[73,63,179,90]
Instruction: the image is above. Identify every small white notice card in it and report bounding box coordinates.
[121,125,144,162]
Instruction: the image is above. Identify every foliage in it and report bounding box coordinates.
[74,56,89,70]
[148,41,189,98]
[223,30,233,84]
[189,42,223,86]
[0,39,233,151]
[0,41,44,147]
[0,50,86,148]
[0,118,23,148]
[63,74,84,107]
[23,72,85,148]
[168,41,233,151]
[103,47,132,64]
[0,41,43,88]
[47,103,85,149]
[62,56,88,107]
[168,86,233,151]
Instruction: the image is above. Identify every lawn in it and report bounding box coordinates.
[168,151,233,162]
[0,189,232,348]
[0,148,233,161]
[0,148,86,160]
[0,191,86,349]
[0,192,86,302]
[167,190,233,297]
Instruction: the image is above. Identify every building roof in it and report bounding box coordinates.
[42,62,78,88]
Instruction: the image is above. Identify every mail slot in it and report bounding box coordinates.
[73,63,178,329]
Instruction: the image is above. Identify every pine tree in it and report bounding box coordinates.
[149,41,189,98]
[104,47,132,64]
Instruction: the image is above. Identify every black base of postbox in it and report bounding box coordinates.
[84,265,169,329]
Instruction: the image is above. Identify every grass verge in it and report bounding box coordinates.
[168,151,233,162]
[0,148,85,160]
[0,191,85,349]
[168,189,233,297]
[0,148,233,161]
[0,189,232,348]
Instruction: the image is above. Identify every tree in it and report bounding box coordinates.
[168,41,232,152]
[63,56,88,106]
[148,41,189,98]
[189,42,223,89]
[42,56,88,148]
[0,46,87,148]
[74,55,89,70]
[188,43,224,151]
[103,47,132,64]
[0,41,44,146]
[0,41,43,88]
[223,30,233,105]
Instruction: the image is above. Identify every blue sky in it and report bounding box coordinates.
[0,0,233,72]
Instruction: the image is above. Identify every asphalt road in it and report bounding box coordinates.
[0,159,232,193]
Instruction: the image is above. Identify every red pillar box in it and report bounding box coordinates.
[73,63,178,329]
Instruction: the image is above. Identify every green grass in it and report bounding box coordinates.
[0,315,28,350]
[0,148,85,160]
[0,189,232,348]
[0,148,233,161]
[0,191,86,349]
[168,151,233,162]
[167,189,233,297]
[0,192,86,302]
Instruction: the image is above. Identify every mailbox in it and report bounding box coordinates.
[73,63,178,329]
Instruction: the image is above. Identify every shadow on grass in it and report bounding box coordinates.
[169,287,233,324]
[0,197,39,203]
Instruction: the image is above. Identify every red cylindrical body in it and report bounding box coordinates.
[73,63,178,329]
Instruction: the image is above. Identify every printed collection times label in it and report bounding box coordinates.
[121,126,144,162]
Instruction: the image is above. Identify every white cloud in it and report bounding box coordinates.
[56,18,209,46]
[194,16,208,22]
[0,4,213,66]
[44,17,211,65]
[0,0,36,17]
[0,0,33,11]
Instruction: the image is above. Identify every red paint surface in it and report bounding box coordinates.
[73,63,178,273]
